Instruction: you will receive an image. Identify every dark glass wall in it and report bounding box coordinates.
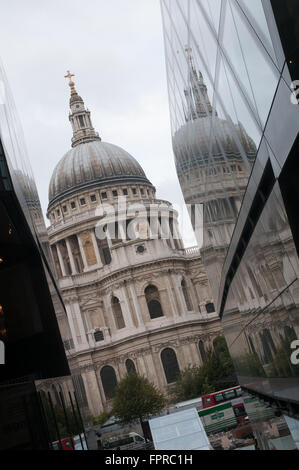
[0,62,69,382]
[162,0,299,448]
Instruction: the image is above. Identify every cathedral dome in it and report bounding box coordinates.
[48,72,151,208]
[173,56,257,178]
[48,140,151,207]
[173,116,257,177]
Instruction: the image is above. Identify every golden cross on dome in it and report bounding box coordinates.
[65,70,75,83]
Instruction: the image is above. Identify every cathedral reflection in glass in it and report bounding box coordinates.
[161,0,299,449]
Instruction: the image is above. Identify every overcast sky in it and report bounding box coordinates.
[0,0,197,246]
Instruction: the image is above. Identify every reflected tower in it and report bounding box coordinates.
[173,47,257,306]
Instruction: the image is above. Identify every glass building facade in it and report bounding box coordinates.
[161,0,299,449]
[0,61,92,449]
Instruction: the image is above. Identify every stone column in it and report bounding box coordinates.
[172,275,186,316]
[165,275,179,319]
[188,280,198,311]
[169,222,176,250]
[129,284,145,328]
[105,226,113,249]
[90,229,103,268]
[72,301,89,348]
[81,369,104,416]
[65,238,77,275]
[120,286,134,329]
[77,234,88,271]
[65,303,79,350]
[56,242,67,277]
[190,342,201,365]
[191,280,201,311]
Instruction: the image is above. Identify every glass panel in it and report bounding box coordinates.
[236,0,279,65]
[214,393,224,402]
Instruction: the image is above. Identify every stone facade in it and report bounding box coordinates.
[42,73,221,416]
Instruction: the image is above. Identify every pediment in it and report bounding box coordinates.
[81,298,102,309]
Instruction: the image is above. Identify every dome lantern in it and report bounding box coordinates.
[64,70,101,148]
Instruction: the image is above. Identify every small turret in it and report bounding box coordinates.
[64,70,101,148]
[184,48,215,121]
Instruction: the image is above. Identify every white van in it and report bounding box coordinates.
[102,432,145,450]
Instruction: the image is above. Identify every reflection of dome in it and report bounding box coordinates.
[48,140,151,206]
[173,116,257,176]
[14,169,40,205]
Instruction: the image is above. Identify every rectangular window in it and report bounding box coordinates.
[94,330,104,342]
[223,390,236,400]
[214,393,224,403]
[112,190,118,197]
[63,205,68,213]
[71,202,76,209]
[101,192,107,200]
[90,194,97,202]
[80,198,86,206]
[122,189,128,196]
[132,188,137,195]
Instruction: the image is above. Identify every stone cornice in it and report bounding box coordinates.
[65,316,221,361]
[68,328,221,373]
[58,255,201,295]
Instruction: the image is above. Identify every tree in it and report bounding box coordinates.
[171,336,238,402]
[41,401,83,441]
[112,373,166,438]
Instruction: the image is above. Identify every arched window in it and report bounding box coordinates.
[100,366,117,399]
[145,285,164,319]
[284,325,297,342]
[198,340,207,363]
[125,359,137,374]
[112,296,125,330]
[161,348,180,384]
[248,335,257,355]
[260,329,275,364]
[181,279,192,311]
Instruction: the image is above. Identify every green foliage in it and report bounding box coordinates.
[93,411,110,426]
[171,336,238,402]
[268,338,299,378]
[112,373,166,425]
[234,352,265,377]
[42,400,83,441]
